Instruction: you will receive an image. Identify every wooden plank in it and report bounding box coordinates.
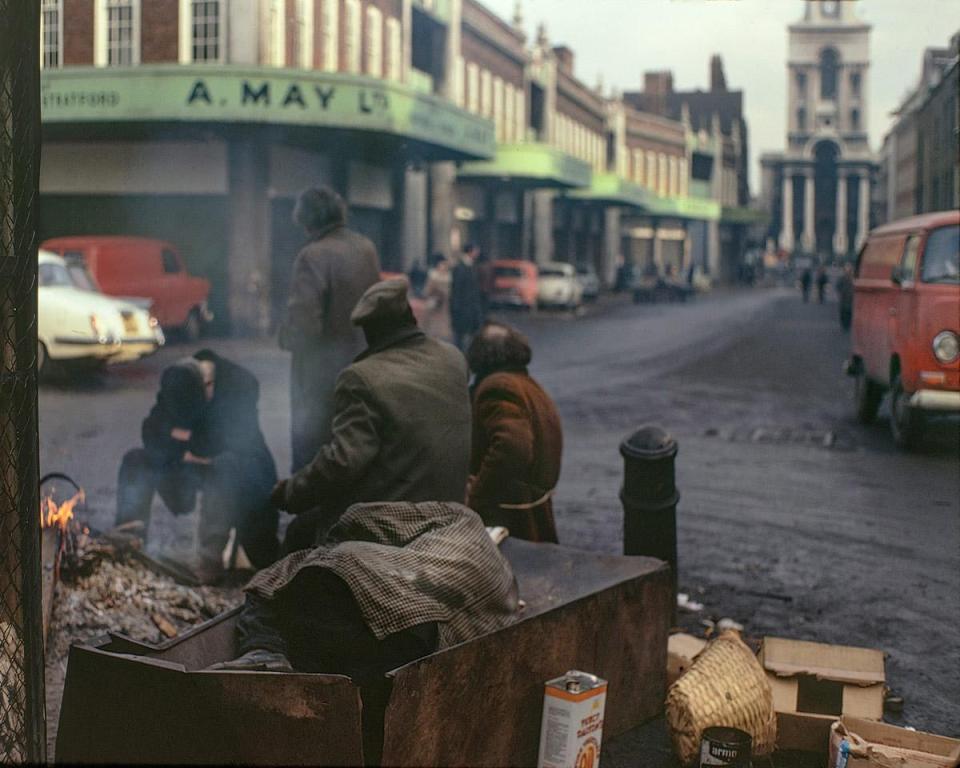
[380,543,672,767]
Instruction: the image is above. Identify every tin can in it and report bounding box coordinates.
[699,726,752,767]
[537,670,607,768]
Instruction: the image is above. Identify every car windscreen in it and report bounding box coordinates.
[38,262,74,287]
[921,225,959,283]
[539,269,566,277]
[494,267,525,278]
[67,263,99,291]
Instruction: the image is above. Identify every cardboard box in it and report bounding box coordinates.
[759,637,885,753]
[829,716,960,768]
[666,633,707,686]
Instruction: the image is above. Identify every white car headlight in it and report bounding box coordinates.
[89,313,106,342]
[932,331,959,363]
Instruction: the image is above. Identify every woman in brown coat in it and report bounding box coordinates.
[466,322,562,543]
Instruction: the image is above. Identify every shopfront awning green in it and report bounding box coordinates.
[642,193,721,221]
[458,142,592,189]
[721,205,768,225]
[568,173,648,206]
[40,66,495,161]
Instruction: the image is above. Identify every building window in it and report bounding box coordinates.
[290,0,314,69]
[850,72,861,98]
[189,0,222,63]
[320,0,339,71]
[364,6,383,77]
[467,62,479,113]
[515,87,525,141]
[851,108,860,131]
[493,77,504,141]
[386,18,403,82]
[106,0,139,66]
[658,153,668,196]
[680,158,689,197]
[41,0,63,69]
[820,47,840,101]
[646,150,657,191]
[480,69,492,118]
[344,0,361,74]
[795,70,806,97]
[797,107,807,131]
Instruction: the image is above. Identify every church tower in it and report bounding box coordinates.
[762,0,877,258]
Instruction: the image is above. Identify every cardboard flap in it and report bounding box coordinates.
[833,717,960,768]
[761,637,885,686]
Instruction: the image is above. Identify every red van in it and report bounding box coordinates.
[489,260,539,310]
[41,236,212,339]
[849,210,960,448]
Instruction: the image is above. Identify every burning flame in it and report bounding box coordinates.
[40,489,85,531]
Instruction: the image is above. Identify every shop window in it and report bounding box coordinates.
[105,0,139,66]
[320,0,339,71]
[364,5,383,77]
[344,0,361,74]
[820,47,839,101]
[41,0,63,69]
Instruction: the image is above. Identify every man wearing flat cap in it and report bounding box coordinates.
[276,279,472,552]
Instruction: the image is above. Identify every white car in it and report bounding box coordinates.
[537,262,584,309]
[38,249,164,372]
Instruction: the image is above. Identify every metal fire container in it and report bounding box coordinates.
[699,726,752,767]
[537,671,607,768]
[619,426,679,600]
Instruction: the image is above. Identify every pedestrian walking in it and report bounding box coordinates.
[450,244,484,351]
[816,265,829,304]
[274,279,472,552]
[465,322,563,543]
[115,350,279,583]
[800,266,813,303]
[279,186,381,473]
[474,249,495,320]
[421,253,453,342]
[836,262,854,330]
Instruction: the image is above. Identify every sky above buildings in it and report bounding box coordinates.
[482,0,956,194]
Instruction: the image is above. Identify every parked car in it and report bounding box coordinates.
[38,249,164,373]
[489,260,538,310]
[576,265,601,302]
[538,262,583,309]
[630,265,694,304]
[848,210,959,449]
[41,236,212,340]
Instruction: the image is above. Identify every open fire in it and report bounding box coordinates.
[40,489,85,532]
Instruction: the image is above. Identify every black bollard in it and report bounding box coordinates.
[620,425,679,603]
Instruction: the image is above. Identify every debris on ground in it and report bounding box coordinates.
[677,592,704,612]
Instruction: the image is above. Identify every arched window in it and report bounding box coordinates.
[820,48,840,100]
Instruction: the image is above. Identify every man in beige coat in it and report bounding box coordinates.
[274,279,472,552]
[280,187,380,472]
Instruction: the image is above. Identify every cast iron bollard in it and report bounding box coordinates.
[620,425,679,602]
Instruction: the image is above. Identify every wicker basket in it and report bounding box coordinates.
[665,631,777,766]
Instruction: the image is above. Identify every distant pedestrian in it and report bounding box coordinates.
[836,263,854,330]
[116,351,279,583]
[421,253,453,342]
[450,244,484,351]
[280,186,381,473]
[800,267,813,303]
[466,322,563,543]
[816,266,829,304]
[275,279,472,552]
[474,249,495,319]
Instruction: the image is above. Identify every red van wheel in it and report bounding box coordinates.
[853,368,882,424]
[890,374,924,450]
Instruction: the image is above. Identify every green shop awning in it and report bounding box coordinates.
[721,205,768,225]
[642,193,721,221]
[41,66,495,161]
[568,173,648,207]
[458,142,592,189]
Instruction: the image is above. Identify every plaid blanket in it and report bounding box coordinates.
[245,501,520,647]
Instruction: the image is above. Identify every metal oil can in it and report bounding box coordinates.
[699,726,752,767]
[537,670,607,768]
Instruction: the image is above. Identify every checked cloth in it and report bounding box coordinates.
[245,501,520,647]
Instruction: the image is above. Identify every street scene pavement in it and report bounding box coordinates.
[39,285,960,755]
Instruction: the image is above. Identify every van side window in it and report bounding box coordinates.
[921,225,960,283]
[900,235,921,281]
[857,236,904,281]
[161,249,181,274]
[64,250,84,261]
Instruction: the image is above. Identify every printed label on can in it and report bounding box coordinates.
[537,672,607,768]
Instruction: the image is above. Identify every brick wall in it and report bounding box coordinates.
[63,0,94,65]
[142,0,179,63]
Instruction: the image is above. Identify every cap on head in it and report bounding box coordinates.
[350,278,412,327]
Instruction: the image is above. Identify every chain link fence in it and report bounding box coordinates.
[0,0,45,763]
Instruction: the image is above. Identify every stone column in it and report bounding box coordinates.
[429,163,457,260]
[801,169,816,253]
[227,138,271,336]
[602,206,621,287]
[652,219,664,271]
[707,219,721,278]
[833,171,848,257]
[855,173,870,251]
[532,188,555,266]
[780,169,794,252]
